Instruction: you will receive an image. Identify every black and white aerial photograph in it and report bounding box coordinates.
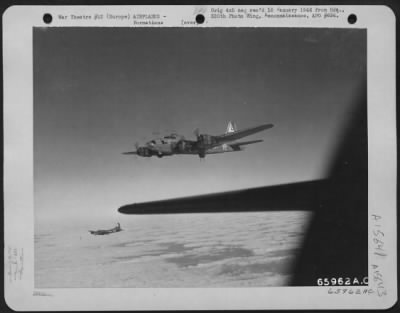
[34,27,367,288]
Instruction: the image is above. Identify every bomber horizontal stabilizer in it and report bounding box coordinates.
[216,123,273,143]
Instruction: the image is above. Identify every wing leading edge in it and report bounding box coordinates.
[118,179,326,215]
[229,139,263,149]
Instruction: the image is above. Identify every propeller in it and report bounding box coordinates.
[195,130,207,159]
[193,128,207,159]
[193,128,200,139]
[132,142,140,159]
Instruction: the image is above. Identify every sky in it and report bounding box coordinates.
[33,27,366,223]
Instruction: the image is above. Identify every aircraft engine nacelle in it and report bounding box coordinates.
[198,134,217,147]
[137,147,152,157]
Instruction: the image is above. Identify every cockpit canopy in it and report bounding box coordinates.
[147,133,184,146]
[163,133,182,140]
[147,139,162,145]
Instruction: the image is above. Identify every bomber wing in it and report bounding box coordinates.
[229,139,263,150]
[118,179,325,215]
[215,123,273,144]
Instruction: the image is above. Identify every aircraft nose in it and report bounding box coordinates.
[137,147,144,156]
[137,146,151,157]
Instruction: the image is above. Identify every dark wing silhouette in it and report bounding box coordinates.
[118,180,326,214]
[291,86,368,285]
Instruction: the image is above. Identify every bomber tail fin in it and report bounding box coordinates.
[225,121,237,134]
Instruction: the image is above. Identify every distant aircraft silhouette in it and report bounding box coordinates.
[89,223,122,236]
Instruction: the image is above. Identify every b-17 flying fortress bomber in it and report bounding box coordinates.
[123,121,274,159]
